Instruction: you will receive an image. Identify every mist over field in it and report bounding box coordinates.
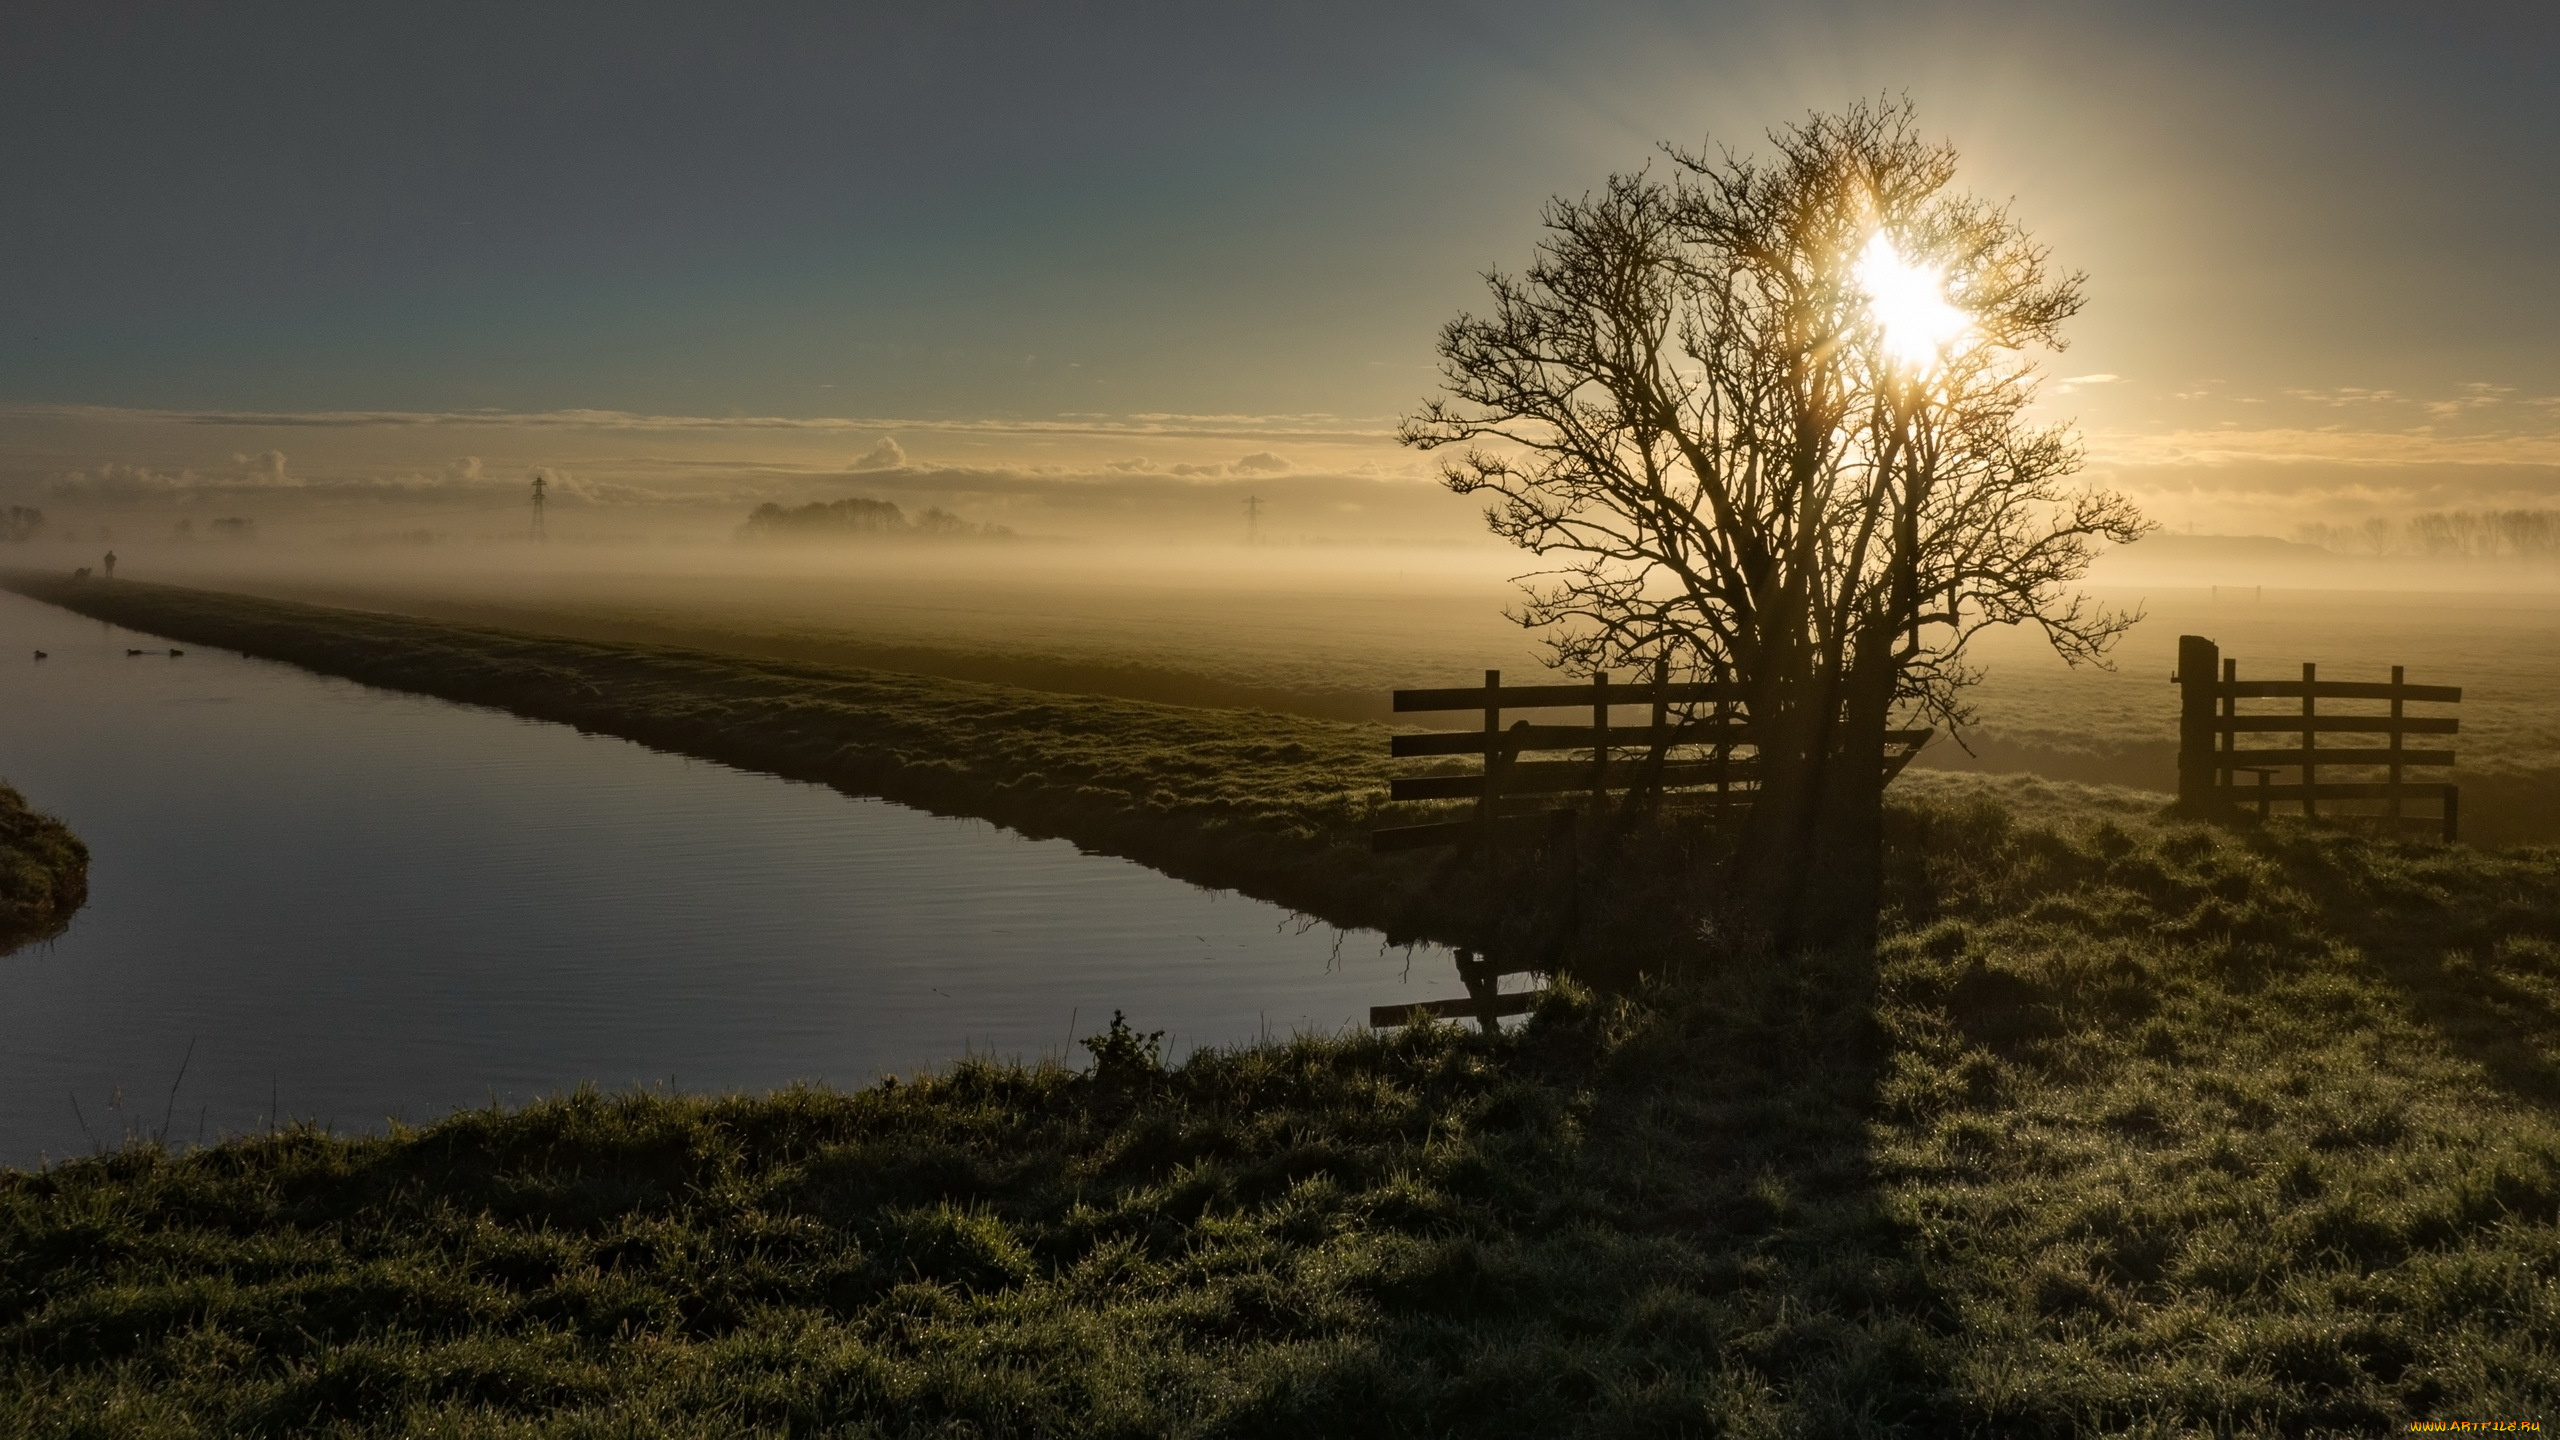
[13,445,2560,828]
[13,397,2560,728]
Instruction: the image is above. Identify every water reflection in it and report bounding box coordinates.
[0,589,1455,1167]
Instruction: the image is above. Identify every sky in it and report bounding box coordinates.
[3,0,2556,542]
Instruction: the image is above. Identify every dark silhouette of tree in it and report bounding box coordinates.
[744,496,912,536]
[0,506,41,543]
[1402,102,2146,950]
[740,497,1014,541]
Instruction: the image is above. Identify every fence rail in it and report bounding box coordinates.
[1369,664,1935,1029]
[1394,679,1746,712]
[2220,679,2462,703]
[2214,715,2459,735]
[2175,634,2461,840]
[1389,721,1751,757]
[2214,747,2454,770]
[1372,664,1931,852]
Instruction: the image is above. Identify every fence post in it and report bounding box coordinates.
[1592,670,1609,801]
[1479,669,1501,849]
[2177,634,2221,812]
[2300,661,2319,819]
[2389,665,2405,825]
[1712,662,1733,806]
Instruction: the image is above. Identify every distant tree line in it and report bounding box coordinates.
[2,506,41,543]
[173,516,257,541]
[2297,509,2560,562]
[740,497,1013,541]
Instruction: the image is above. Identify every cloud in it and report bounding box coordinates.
[2088,425,2560,468]
[233,449,289,482]
[533,466,610,503]
[2424,382,2516,419]
[850,437,907,470]
[47,462,200,497]
[1153,452,1297,478]
[2281,387,2401,407]
[2052,371,2119,396]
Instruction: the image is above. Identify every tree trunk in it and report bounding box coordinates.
[1726,668,1836,953]
[1722,622,1895,956]
[1799,624,1895,953]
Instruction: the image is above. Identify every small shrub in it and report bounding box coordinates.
[1081,1010,1165,1087]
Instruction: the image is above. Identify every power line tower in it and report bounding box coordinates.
[529,473,548,541]
[1242,493,1264,545]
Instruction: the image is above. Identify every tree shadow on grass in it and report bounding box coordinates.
[1218,942,1940,1437]
[1228,794,1964,1432]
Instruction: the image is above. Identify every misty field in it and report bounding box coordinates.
[131,545,1548,725]
[131,544,2560,844]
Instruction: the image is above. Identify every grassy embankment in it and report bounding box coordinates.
[4,794,2557,1432]
[0,572,1475,947]
[0,780,86,954]
[121,562,1538,726]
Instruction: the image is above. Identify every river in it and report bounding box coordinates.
[0,588,1478,1168]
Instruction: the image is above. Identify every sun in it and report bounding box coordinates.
[1854,232,1969,370]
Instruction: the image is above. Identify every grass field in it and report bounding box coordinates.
[0,780,86,954]
[125,546,1548,725]
[4,787,2554,1434]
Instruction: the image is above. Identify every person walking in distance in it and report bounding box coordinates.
[102,551,117,579]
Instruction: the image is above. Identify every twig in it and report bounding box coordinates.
[156,1037,197,1147]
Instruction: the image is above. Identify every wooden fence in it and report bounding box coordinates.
[2174,634,2461,840]
[1370,666,1932,855]
[1366,665,1931,1030]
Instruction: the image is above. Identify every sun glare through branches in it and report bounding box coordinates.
[1855,231,1969,370]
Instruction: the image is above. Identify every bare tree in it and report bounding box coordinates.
[1402,102,2146,949]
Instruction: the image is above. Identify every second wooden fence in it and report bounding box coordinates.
[2174,634,2461,840]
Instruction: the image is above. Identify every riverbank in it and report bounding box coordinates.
[4,798,2554,1432]
[0,572,1483,946]
[0,781,85,953]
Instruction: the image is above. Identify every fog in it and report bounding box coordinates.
[10,389,2560,789]
[10,482,2558,747]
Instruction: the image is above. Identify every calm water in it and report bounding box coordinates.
[0,589,1471,1168]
